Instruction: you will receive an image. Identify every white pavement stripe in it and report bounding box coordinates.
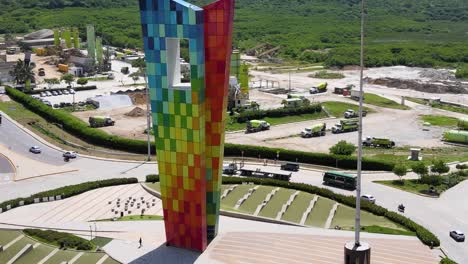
[234,186,259,209]
[68,252,84,264]
[276,191,300,220]
[4,234,24,250]
[300,196,318,225]
[7,244,33,264]
[38,248,59,264]
[324,203,339,229]
[254,187,279,216]
[33,243,41,249]
[96,254,109,264]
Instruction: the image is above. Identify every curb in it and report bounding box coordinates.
[0,151,16,178]
[14,169,80,182]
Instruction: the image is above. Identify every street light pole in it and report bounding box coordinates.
[344,0,371,262]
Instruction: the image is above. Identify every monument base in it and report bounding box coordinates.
[344,241,371,264]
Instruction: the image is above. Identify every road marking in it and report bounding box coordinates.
[69,252,84,264]
[38,248,59,264]
[4,235,24,250]
[96,255,109,264]
[324,203,339,229]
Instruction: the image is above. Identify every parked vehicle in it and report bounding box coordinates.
[107,73,115,80]
[89,116,116,128]
[334,84,355,95]
[69,89,76,94]
[40,92,46,97]
[43,101,52,107]
[311,82,328,93]
[121,67,130,74]
[361,194,376,204]
[301,123,326,138]
[363,137,395,148]
[458,118,468,130]
[246,120,270,133]
[323,171,356,190]
[56,90,62,95]
[62,90,69,95]
[344,109,367,119]
[63,151,77,159]
[223,163,238,175]
[29,146,42,154]
[282,97,310,108]
[51,91,58,96]
[280,162,300,172]
[45,91,52,96]
[309,87,318,94]
[331,119,358,134]
[38,70,45,76]
[350,90,364,101]
[450,230,465,242]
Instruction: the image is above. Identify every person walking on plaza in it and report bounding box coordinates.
[139,237,142,248]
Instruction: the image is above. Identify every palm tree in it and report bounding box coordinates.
[9,59,34,85]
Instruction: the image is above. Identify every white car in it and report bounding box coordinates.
[29,146,42,154]
[361,194,376,204]
[63,151,77,159]
[69,89,76,94]
[450,230,465,242]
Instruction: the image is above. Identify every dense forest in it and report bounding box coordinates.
[0,0,467,67]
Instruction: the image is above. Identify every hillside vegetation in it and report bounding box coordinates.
[0,0,466,67]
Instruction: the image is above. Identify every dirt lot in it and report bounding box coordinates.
[7,53,62,85]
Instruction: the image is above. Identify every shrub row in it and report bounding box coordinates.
[224,143,395,171]
[146,174,160,183]
[6,88,394,171]
[24,229,94,250]
[222,176,440,247]
[28,85,97,94]
[233,104,322,123]
[0,178,138,211]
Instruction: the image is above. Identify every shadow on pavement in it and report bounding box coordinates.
[129,244,201,264]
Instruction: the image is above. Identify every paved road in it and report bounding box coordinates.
[0,155,13,173]
[0,112,467,262]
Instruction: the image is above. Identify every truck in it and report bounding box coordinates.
[223,163,238,175]
[331,119,358,134]
[89,116,115,128]
[282,97,310,108]
[458,118,468,131]
[344,109,367,119]
[334,85,355,95]
[301,123,326,138]
[443,130,468,144]
[246,120,270,133]
[350,90,364,101]
[363,137,395,148]
[310,82,328,94]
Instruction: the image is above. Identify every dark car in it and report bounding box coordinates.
[450,230,465,242]
[280,162,300,172]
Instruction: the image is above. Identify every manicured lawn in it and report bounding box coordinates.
[91,237,113,248]
[0,237,36,264]
[0,230,21,245]
[145,182,161,193]
[374,179,446,196]
[308,70,345,79]
[331,205,402,230]
[258,188,295,219]
[16,244,55,264]
[44,250,79,264]
[281,192,315,223]
[221,185,257,210]
[361,225,415,236]
[305,197,335,227]
[74,253,107,264]
[225,111,328,131]
[237,186,275,214]
[363,93,410,110]
[322,101,372,118]
[421,115,459,127]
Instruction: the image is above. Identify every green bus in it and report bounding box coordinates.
[323,171,357,190]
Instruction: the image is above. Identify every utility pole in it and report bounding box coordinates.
[344,0,371,262]
[288,71,291,92]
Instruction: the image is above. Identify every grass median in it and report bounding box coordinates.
[421,115,459,127]
[363,93,410,110]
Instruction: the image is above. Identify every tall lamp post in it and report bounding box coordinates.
[143,70,152,161]
[344,0,371,263]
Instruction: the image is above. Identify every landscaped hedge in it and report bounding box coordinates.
[224,143,395,171]
[0,178,137,211]
[6,87,394,171]
[233,104,322,123]
[146,174,160,183]
[222,176,440,247]
[24,229,94,250]
[28,85,97,94]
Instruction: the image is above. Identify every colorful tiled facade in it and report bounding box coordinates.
[138,0,234,252]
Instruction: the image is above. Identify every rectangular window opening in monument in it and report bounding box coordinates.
[166,38,191,90]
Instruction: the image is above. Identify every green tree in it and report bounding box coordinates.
[393,163,408,182]
[129,72,140,84]
[411,162,428,180]
[61,73,75,87]
[76,78,88,86]
[431,160,450,175]
[329,140,356,156]
[9,59,34,85]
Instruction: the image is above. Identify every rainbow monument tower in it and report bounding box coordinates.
[138,0,235,252]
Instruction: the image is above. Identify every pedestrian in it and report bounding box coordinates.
[139,237,142,248]
[0,113,2,125]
